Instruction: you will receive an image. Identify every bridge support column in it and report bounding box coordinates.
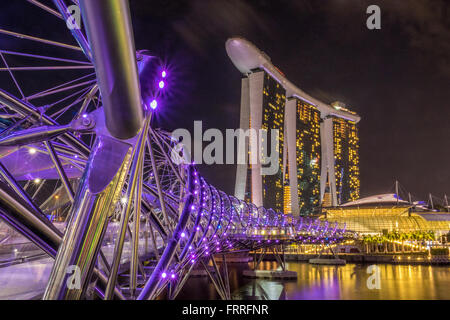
[43,136,134,300]
[201,254,231,300]
[244,244,297,279]
[309,244,346,265]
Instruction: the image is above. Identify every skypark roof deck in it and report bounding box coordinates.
[225,37,360,123]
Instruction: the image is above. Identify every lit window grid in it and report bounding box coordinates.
[284,185,291,214]
[261,72,286,212]
[295,100,321,215]
[333,118,360,203]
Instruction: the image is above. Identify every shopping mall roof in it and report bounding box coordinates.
[417,213,450,221]
[322,199,450,234]
[340,193,410,207]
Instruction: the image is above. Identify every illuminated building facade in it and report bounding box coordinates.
[283,183,291,215]
[333,116,360,203]
[286,98,321,215]
[261,71,285,211]
[235,69,286,211]
[320,102,361,207]
[322,194,450,236]
[227,37,361,215]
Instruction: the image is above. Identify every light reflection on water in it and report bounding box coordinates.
[176,261,450,300]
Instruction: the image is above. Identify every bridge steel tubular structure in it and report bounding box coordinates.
[78,0,144,140]
[0,178,126,299]
[43,0,145,299]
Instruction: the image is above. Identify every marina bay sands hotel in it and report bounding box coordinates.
[226,38,361,216]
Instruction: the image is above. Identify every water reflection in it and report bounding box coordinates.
[177,262,450,300]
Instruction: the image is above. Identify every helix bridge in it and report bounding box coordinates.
[0,0,349,300]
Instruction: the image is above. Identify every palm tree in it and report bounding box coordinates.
[375,235,382,253]
[406,232,413,252]
[392,231,400,253]
[372,235,377,253]
[413,231,423,252]
[388,232,396,253]
[364,235,376,254]
[362,235,370,253]
[399,233,405,253]
[382,234,388,253]
[416,231,424,251]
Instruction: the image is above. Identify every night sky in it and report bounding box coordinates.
[2,0,450,203]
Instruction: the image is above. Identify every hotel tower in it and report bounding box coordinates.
[226,37,361,215]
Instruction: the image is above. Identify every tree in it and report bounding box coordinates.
[399,233,405,253]
[382,234,388,253]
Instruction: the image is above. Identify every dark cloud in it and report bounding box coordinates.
[319,0,450,77]
[383,0,450,76]
[171,0,277,56]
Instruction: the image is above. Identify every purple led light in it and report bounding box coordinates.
[181,232,186,238]
[171,274,176,279]
[159,81,165,89]
[162,70,167,78]
[150,99,158,110]
[161,272,167,279]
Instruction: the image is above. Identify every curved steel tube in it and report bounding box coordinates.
[79,0,143,140]
[0,180,125,300]
[138,165,195,300]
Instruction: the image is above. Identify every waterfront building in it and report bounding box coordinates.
[286,97,321,215]
[331,102,360,203]
[322,194,450,236]
[233,69,286,211]
[226,37,361,215]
